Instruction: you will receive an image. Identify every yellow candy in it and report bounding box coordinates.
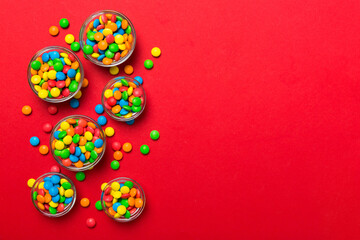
[65,34,75,44]
[60,53,68,58]
[63,135,73,145]
[31,75,41,84]
[101,182,108,191]
[104,89,113,98]
[48,70,57,80]
[105,127,115,137]
[127,87,133,96]
[50,87,60,97]
[49,201,59,208]
[60,121,70,130]
[120,186,130,194]
[84,131,93,141]
[75,72,81,82]
[123,112,133,118]
[60,178,68,185]
[74,90,82,99]
[55,141,65,150]
[34,85,42,92]
[119,44,126,50]
[114,82,122,88]
[27,178,35,188]
[111,182,120,191]
[64,57,72,66]
[59,186,65,196]
[109,66,119,75]
[151,47,161,57]
[102,28,113,36]
[79,146,86,153]
[91,53,100,58]
[43,72,48,81]
[38,89,48,99]
[99,16,104,25]
[114,213,121,218]
[114,35,124,44]
[113,191,122,198]
[117,205,126,215]
[112,197,118,204]
[65,189,74,198]
[38,182,45,189]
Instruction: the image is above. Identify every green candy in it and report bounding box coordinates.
[124,181,133,189]
[95,200,103,211]
[125,26,132,34]
[53,58,62,64]
[72,134,80,144]
[115,113,121,117]
[59,18,69,28]
[124,210,131,219]
[105,49,115,58]
[53,62,63,72]
[59,195,66,203]
[140,144,150,155]
[111,160,120,170]
[109,43,119,53]
[54,149,62,156]
[58,131,67,139]
[62,182,72,190]
[39,79,45,86]
[85,142,94,151]
[71,42,80,52]
[123,105,131,111]
[132,97,141,106]
[116,16,123,21]
[132,105,142,112]
[83,45,94,55]
[31,60,41,70]
[49,207,57,214]
[32,191,38,200]
[61,149,70,159]
[87,31,95,41]
[89,158,95,163]
[121,79,129,86]
[90,150,98,159]
[122,91,128,100]
[69,81,79,92]
[120,199,129,208]
[76,172,85,181]
[150,130,160,140]
[48,90,52,98]
[48,60,54,66]
[144,59,154,69]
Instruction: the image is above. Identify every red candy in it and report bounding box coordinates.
[107,97,117,106]
[43,123,53,133]
[74,126,83,135]
[103,195,113,202]
[62,88,70,97]
[50,165,61,173]
[57,203,65,212]
[133,88,143,97]
[106,35,114,44]
[112,142,121,151]
[86,218,96,228]
[56,81,65,88]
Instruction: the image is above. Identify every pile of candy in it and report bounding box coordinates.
[29,49,82,99]
[110,141,132,170]
[82,13,134,65]
[103,78,145,120]
[51,117,105,169]
[32,174,75,215]
[102,180,144,219]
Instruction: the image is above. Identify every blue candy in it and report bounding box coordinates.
[94,139,104,148]
[116,21,121,29]
[86,38,96,47]
[75,147,81,157]
[44,181,53,190]
[93,19,100,28]
[95,104,104,114]
[117,29,125,35]
[42,52,50,62]
[52,194,60,203]
[67,68,76,78]
[113,87,119,93]
[49,187,59,196]
[119,99,128,107]
[60,58,66,66]
[69,154,79,162]
[70,99,79,109]
[120,108,129,115]
[97,54,105,61]
[80,153,86,162]
[126,119,135,125]
[112,202,121,212]
[50,175,60,184]
[65,197,73,204]
[30,136,40,146]
[44,177,51,182]
[99,29,104,34]
[134,76,143,85]
[120,183,124,188]
[56,72,66,81]
[54,131,60,140]
[98,49,105,54]
[97,116,107,126]
[49,51,60,60]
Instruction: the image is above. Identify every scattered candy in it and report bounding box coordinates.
[29,48,82,100]
[122,142,132,153]
[111,160,120,170]
[65,34,75,44]
[105,127,115,137]
[51,117,105,169]
[140,145,150,155]
[150,130,160,140]
[144,59,153,69]
[82,78,89,88]
[86,218,96,228]
[22,105,32,115]
[30,136,40,146]
[134,76,143,85]
[95,104,104,114]
[109,66,119,75]
[49,26,59,36]
[71,42,81,52]
[74,90,82,99]
[112,142,121,151]
[39,145,49,155]
[113,151,123,160]
[43,123,53,133]
[32,173,75,215]
[27,178,36,188]
[76,172,86,181]
[80,198,90,207]
[50,165,61,173]
[95,200,103,210]
[82,12,135,65]
[97,116,107,126]
[59,18,69,29]
[126,119,135,125]
[70,99,79,108]
[151,47,161,57]
[48,105,58,115]
[124,65,133,75]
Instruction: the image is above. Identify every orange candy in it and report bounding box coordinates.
[66,127,75,136]
[79,137,87,146]
[102,57,112,65]
[62,159,72,167]
[44,193,52,203]
[49,26,59,36]
[37,202,45,210]
[39,145,49,155]
[128,82,137,88]
[121,20,128,29]
[94,32,104,41]
[134,198,143,208]
[125,41,131,50]
[88,122,96,129]
[22,105,32,115]
[120,50,128,58]
[42,82,49,90]
[106,22,118,32]
[82,78,89,88]
[108,207,116,216]
[74,161,83,168]
[128,197,135,206]
[66,118,77,124]
[71,61,79,70]
[123,142,132,152]
[80,198,90,207]
[98,40,108,50]
[128,34,133,43]
[37,195,45,203]
[113,151,123,160]
[112,105,121,113]
[124,65,133,75]
[130,188,137,197]
[105,202,113,208]
[85,151,91,159]
[113,91,122,100]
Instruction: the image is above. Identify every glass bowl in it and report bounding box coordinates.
[50,115,106,171]
[79,10,136,67]
[27,46,84,103]
[102,77,146,122]
[101,177,146,222]
[31,172,76,217]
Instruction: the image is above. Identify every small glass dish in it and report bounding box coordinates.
[102,76,146,122]
[79,10,136,67]
[27,46,84,103]
[101,177,146,222]
[50,115,106,171]
[31,172,76,217]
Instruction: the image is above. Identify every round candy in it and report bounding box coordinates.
[76,172,86,181]
[50,165,61,173]
[65,34,75,44]
[113,151,123,160]
[97,116,107,126]
[83,45,94,55]
[71,42,80,52]
[43,123,53,133]
[109,66,119,75]
[30,136,40,146]
[49,26,59,36]
[105,127,115,137]
[134,76,143,85]
[82,78,89,88]
[31,61,41,70]
[59,18,69,28]
[95,200,103,210]
[22,105,32,115]
[95,104,104,114]
[150,130,160,140]
[151,47,161,57]
[27,178,36,188]
[70,99,79,108]
[39,145,49,155]
[74,90,82,99]
[111,160,120,170]
[48,105,58,115]
[126,119,135,125]
[80,198,90,207]
[140,145,150,155]
[124,65,133,75]
[86,218,96,228]
[144,59,153,69]
[122,142,132,152]
[112,142,121,151]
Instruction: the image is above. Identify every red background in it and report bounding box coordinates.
[0,0,360,239]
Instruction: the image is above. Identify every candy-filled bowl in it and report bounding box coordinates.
[102,77,146,122]
[50,115,106,171]
[79,10,136,67]
[31,172,76,217]
[101,177,146,222]
[27,46,84,103]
